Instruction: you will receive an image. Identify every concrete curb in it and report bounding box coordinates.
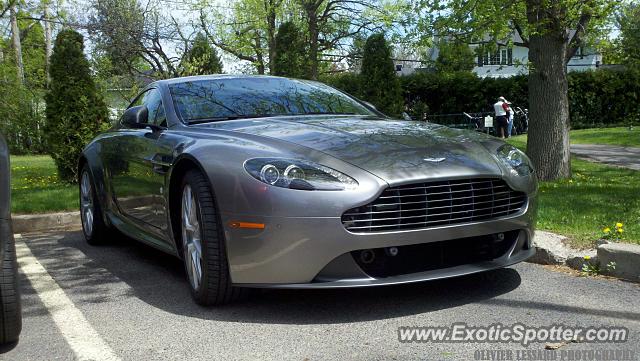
[528,231,639,282]
[598,242,640,282]
[12,211,81,233]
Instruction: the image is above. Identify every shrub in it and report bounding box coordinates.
[273,21,307,78]
[359,33,404,116]
[44,29,109,183]
[326,68,640,128]
[180,32,223,76]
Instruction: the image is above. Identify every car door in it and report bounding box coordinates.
[110,88,172,239]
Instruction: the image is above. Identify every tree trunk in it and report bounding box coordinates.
[44,3,53,86]
[526,32,571,180]
[301,1,320,80]
[254,32,265,74]
[10,5,25,84]
[265,0,277,74]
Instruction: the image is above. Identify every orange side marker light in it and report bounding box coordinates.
[229,221,265,229]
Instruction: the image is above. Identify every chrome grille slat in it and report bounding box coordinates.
[341,178,527,232]
[346,203,517,224]
[343,196,527,216]
[366,191,517,208]
[345,210,516,230]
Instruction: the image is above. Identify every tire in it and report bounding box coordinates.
[79,164,110,245]
[0,227,21,345]
[179,169,247,306]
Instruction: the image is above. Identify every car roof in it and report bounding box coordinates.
[152,74,294,87]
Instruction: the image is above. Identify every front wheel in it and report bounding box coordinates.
[79,165,110,245]
[180,170,247,306]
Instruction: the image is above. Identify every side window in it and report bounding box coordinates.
[122,88,167,128]
[144,89,167,127]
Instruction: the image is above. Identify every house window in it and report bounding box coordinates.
[480,46,513,66]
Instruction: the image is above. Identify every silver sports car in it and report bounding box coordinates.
[80,75,537,305]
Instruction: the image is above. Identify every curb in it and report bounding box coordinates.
[528,231,640,282]
[12,211,81,233]
[598,242,640,282]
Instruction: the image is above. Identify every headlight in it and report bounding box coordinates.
[244,158,358,191]
[496,144,533,176]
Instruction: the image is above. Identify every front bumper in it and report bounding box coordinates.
[221,200,537,287]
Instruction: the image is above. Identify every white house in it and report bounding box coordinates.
[404,31,603,78]
[470,31,602,78]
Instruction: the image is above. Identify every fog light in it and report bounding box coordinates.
[360,249,375,264]
[385,247,399,257]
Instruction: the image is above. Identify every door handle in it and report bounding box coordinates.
[146,155,172,175]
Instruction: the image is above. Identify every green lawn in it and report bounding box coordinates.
[570,127,640,147]
[510,127,640,149]
[10,155,78,214]
[508,136,640,247]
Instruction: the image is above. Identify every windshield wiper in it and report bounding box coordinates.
[186,112,359,125]
[186,114,280,125]
[301,112,358,115]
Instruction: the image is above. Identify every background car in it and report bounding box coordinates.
[80,75,537,306]
[0,132,22,344]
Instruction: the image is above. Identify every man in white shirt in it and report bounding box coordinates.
[493,96,510,138]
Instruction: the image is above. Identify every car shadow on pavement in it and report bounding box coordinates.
[24,230,526,325]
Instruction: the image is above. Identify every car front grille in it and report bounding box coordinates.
[342,178,527,233]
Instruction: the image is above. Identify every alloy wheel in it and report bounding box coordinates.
[80,171,94,237]
[182,185,203,291]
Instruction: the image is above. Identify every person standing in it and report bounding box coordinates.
[493,96,510,138]
[503,98,514,136]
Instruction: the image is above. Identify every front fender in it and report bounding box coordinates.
[81,141,111,225]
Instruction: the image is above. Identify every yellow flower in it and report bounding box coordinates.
[603,227,611,233]
[584,255,591,260]
[618,228,624,234]
[616,222,623,228]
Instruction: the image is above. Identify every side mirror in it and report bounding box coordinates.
[122,105,149,129]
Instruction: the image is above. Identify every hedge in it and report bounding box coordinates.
[323,68,640,129]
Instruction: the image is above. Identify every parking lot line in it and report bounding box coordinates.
[15,235,121,361]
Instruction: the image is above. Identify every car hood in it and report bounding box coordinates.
[202,116,504,185]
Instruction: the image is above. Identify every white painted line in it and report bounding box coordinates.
[16,237,121,361]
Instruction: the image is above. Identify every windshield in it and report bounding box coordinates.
[168,77,376,123]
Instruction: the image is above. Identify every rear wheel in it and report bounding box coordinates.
[80,165,110,245]
[0,228,21,344]
[180,170,246,306]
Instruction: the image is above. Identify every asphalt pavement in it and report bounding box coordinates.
[2,230,639,361]
[571,144,640,170]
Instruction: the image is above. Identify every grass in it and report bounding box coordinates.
[10,155,77,214]
[508,136,640,247]
[570,127,640,147]
[509,127,640,149]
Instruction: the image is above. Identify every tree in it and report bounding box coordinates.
[44,29,109,183]
[197,0,285,74]
[180,33,223,76]
[434,39,475,73]
[617,3,640,67]
[417,0,615,180]
[9,3,23,84]
[18,15,47,90]
[297,0,386,79]
[273,21,307,78]
[89,0,184,79]
[359,33,403,116]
